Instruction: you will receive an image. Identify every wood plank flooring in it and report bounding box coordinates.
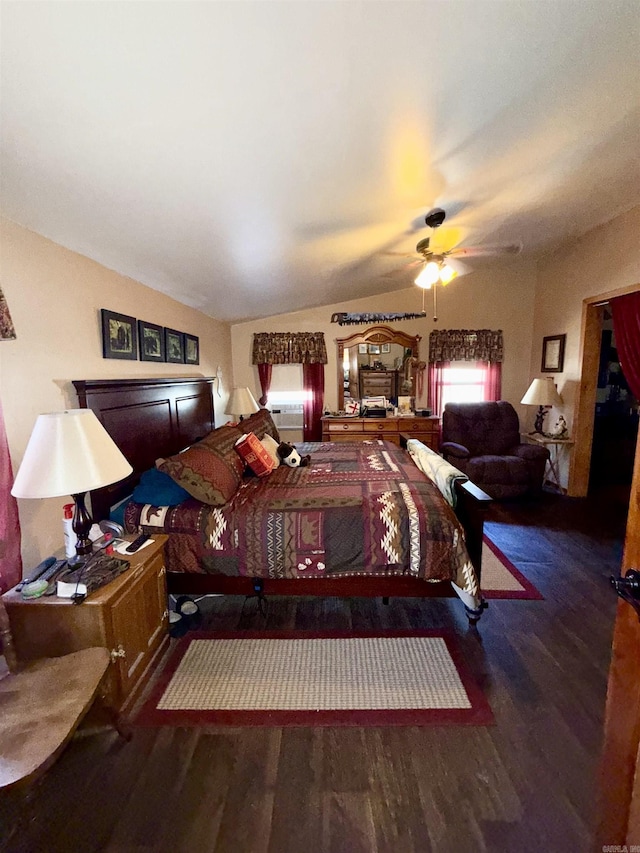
[0,491,626,852]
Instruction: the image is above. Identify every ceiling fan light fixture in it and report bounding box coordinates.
[439,263,457,284]
[415,260,440,289]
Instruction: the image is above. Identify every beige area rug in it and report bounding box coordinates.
[481,536,543,599]
[136,630,494,727]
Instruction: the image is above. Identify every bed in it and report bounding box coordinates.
[73,377,491,623]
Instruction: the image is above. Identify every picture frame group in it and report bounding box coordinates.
[101,310,199,365]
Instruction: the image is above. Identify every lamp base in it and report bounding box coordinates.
[71,492,93,556]
[530,405,548,435]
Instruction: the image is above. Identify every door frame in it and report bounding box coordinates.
[569,283,640,496]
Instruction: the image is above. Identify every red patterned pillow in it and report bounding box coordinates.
[235,432,275,477]
[240,408,280,443]
[158,425,244,505]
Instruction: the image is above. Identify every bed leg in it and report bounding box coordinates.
[382,596,390,606]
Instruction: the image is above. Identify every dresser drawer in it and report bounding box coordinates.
[362,419,399,435]
[327,420,364,434]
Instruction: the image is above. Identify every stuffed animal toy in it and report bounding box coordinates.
[277,441,311,468]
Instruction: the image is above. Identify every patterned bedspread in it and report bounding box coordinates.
[124,441,479,598]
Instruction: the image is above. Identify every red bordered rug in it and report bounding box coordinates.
[135,629,494,728]
[481,535,543,600]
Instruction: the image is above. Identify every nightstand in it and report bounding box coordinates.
[2,535,169,713]
[522,434,575,492]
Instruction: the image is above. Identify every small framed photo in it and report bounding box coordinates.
[164,328,185,363]
[541,334,566,373]
[138,320,165,362]
[184,333,199,365]
[381,343,391,354]
[358,344,368,354]
[368,344,380,355]
[101,309,137,360]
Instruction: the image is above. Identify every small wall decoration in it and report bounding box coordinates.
[165,328,185,363]
[541,334,566,373]
[101,309,137,360]
[184,333,200,365]
[358,343,368,354]
[368,344,381,355]
[381,343,391,354]
[138,320,165,362]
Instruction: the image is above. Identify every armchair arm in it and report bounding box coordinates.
[441,441,470,461]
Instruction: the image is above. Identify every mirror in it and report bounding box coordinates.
[336,326,422,411]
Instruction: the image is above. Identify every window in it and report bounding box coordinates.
[440,363,491,409]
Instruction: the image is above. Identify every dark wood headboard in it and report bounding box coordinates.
[73,377,215,521]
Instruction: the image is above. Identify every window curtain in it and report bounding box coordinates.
[428,329,503,417]
[302,363,325,442]
[428,362,449,418]
[610,291,640,400]
[0,399,22,594]
[257,363,272,407]
[483,361,502,402]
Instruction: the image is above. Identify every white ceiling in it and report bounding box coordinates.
[1,2,639,323]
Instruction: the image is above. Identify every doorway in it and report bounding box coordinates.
[588,306,639,512]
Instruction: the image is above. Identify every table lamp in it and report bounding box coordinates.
[225,387,259,421]
[11,409,133,557]
[521,378,563,434]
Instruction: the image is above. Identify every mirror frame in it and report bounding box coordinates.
[336,325,421,410]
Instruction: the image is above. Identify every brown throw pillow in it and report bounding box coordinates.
[240,408,280,443]
[158,425,244,505]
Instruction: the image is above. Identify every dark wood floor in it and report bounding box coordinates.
[0,491,627,853]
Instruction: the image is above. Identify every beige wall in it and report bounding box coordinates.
[0,218,233,570]
[231,257,538,416]
[532,205,640,489]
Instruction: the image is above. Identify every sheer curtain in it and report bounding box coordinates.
[610,291,640,399]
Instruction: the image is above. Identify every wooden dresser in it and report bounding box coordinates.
[321,415,440,450]
[2,536,169,713]
[359,370,397,399]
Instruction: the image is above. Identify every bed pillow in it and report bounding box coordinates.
[235,432,275,477]
[158,425,244,505]
[260,433,281,468]
[407,438,468,508]
[240,408,280,443]
[132,467,191,506]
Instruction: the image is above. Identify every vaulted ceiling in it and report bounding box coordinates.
[1,2,639,322]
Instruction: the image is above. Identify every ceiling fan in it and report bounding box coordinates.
[387,207,523,279]
[387,207,523,321]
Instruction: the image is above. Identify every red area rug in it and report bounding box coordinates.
[481,535,543,600]
[136,629,493,728]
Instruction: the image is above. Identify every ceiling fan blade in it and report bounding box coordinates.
[447,242,523,259]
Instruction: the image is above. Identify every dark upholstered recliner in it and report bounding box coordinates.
[441,401,550,500]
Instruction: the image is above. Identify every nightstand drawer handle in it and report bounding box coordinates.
[110,645,126,662]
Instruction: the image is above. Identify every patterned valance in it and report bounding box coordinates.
[252,332,328,365]
[429,329,503,363]
[0,287,16,341]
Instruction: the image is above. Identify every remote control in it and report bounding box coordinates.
[126,533,151,553]
[17,556,57,590]
[22,559,67,599]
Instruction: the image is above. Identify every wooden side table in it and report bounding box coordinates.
[522,434,574,492]
[2,535,169,713]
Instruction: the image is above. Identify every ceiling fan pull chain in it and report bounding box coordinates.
[433,284,438,322]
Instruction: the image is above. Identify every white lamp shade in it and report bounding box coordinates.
[225,387,259,417]
[521,377,563,407]
[11,409,133,499]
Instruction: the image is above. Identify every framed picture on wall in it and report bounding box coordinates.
[541,334,566,373]
[184,333,199,365]
[358,344,368,354]
[101,309,137,360]
[138,320,165,362]
[381,343,390,354]
[368,344,380,355]
[164,328,185,363]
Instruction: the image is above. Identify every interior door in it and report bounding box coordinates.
[595,428,640,847]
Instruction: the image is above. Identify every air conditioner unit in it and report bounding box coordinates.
[271,404,304,430]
